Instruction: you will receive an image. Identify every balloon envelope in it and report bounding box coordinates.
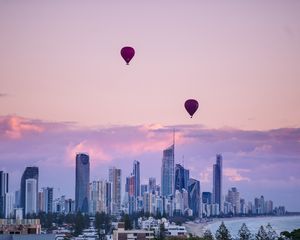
[184,99,199,118]
[120,46,135,65]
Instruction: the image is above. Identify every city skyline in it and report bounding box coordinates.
[0,116,299,211]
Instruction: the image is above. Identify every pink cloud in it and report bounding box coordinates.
[0,116,44,139]
[224,168,251,182]
[65,141,113,167]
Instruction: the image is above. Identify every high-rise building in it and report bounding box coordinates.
[14,190,20,208]
[42,187,53,213]
[161,144,175,197]
[20,167,39,215]
[75,153,90,213]
[148,178,156,194]
[259,195,265,214]
[109,167,121,215]
[202,192,212,204]
[5,193,14,218]
[227,187,240,215]
[141,184,148,196]
[133,160,140,198]
[265,200,273,214]
[25,178,37,215]
[188,178,201,217]
[106,182,112,214]
[174,164,189,192]
[0,171,9,218]
[89,180,107,215]
[213,154,223,213]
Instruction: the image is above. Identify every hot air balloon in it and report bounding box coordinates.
[184,99,199,118]
[120,46,135,65]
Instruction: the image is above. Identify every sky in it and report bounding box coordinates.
[0,1,300,211]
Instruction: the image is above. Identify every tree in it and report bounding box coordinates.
[215,222,232,240]
[159,223,165,240]
[256,226,268,240]
[74,212,85,236]
[122,214,132,230]
[266,223,278,240]
[280,228,300,240]
[238,223,252,240]
[203,229,214,240]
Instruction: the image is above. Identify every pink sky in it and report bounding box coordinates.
[1,1,300,129]
[0,1,300,211]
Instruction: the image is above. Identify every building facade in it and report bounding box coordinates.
[161,145,174,197]
[20,167,39,216]
[75,153,90,213]
[188,178,201,217]
[109,167,122,215]
[174,164,189,192]
[213,154,223,213]
[0,171,9,218]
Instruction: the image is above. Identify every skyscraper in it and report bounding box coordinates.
[109,167,121,215]
[133,160,140,198]
[161,144,175,197]
[188,178,201,217]
[202,192,212,204]
[20,167,38,215]
[213,154,223,213]
[141,184,148,196]
[106,181,112,214]
[148,177,156,194]
[25,178,37,215]
[0,171,8,218]
[42,187,53,213]
[174,164,189,192]
[227,187,240,215]
[75,153,90,213]
[89,180,107,215]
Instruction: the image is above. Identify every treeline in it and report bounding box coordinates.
[26,212,112,237]
[178,222,300,240]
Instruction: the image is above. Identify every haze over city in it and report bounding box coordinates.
[1,0,300,213]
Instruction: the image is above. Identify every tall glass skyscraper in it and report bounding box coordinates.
[213,154,223,213]
[175,164,189,192]
[109,167,121,215]
[161,144,175,197]
[188,178,201,217]
[75,153,90,213]
[133,160,140,197]
[20,167,39,215]
[0,171,9,218]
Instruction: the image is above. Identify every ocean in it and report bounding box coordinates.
[206,215,300,238]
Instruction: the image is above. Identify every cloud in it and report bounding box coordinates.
[224,168,251,182]
[1,115,300,210]
[0,93,8,97]
[0,116,44,139]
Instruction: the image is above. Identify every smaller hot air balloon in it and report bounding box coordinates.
[120,46,135,65]
[184,99,199,118]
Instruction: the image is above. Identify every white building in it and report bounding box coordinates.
[5,193,14,218]
[89,180,108,215]
[165,225,187,237]
[25,178,37,215]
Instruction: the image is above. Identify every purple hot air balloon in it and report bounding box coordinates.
[120,46,135,65]
[184,99,199,118]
